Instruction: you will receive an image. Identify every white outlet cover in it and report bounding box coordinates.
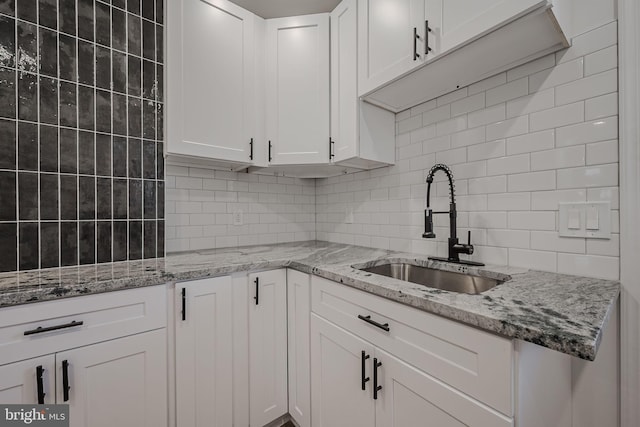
[559,202,611,239]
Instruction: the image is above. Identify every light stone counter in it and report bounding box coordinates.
[0,241,619,360]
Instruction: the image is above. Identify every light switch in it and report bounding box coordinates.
[568,209,581,229]
[586,207,599,230]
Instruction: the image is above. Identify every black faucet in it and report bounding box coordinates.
[423,164,484,267]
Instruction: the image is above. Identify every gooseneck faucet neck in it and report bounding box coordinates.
[422,163,484,267]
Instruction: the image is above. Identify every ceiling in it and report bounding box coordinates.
[228,0,341,18]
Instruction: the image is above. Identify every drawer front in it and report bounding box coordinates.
[0,286,167,366]
[311,276,513,416]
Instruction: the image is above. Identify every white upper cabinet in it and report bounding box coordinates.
[167,0,256,167]
[360,0,572,112]
[331,0,395,169]
[357,0,429,96]
[266,14,331,165]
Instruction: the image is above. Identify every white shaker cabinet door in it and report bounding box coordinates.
[57,329,167,427]
[0,356,55,405]
[266,14,331,165]
[310,314,376,427]
[175,276,233,427]
[249,269,288,426]
[357,0,427,95]
[167,0,255,163]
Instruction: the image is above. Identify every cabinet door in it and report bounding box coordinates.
[375,348,513,427]
[266,14,330,165]
[331,0,359,163]
[428,0,543,55]
[287,270,311,427]
[167,0,254,163]
[176,277,233,427]
[0,356,55,404]
[310,314,375,427]
[357,0,426,95]
[57,329,167,427]
[249,269,288,426]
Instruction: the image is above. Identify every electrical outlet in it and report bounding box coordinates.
[345,207,354,224]
[233,209,244,226]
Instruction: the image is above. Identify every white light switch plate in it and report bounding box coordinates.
[559,202,611,239]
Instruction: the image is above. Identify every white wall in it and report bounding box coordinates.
[165,165,316,252]
[317,20,620,280]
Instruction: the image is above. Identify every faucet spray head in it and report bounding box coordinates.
[422,209,436,238]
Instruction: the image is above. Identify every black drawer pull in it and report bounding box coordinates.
[24,320,84,336]
[62,360,70,402]
[425,20,432,55]
[181,288,187,321]
[358,315,390,332]
[361,351,370,391]
[373,358,383,400]
[36,365,45,404]
[254,277,259,305]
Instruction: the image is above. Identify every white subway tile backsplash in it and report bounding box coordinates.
[556,116,618,147]
[488,192,531,211]
[469,212,507,229]
[584,45,618,76]
[529,101,585,131]
[585,93,618,120]
[451,93,486,117]
[436,116,468,136]
[468,176,507,194]
[529,58,584,92]
[509,212,556,231]
[530,146,586,171]
[398,114,423,133]
[557,164,618,189]
[587,187,619,209]
[487,154,530,176]
[506,88,555,118]
[509,248,557,272]
[557,253,619,280]
[436,147,467,165]
[586,140,618,165]
[486,229,530,249]
[530,231,585,253]
[486,116,529,140]
[436,87,469,106]
[529,189,587,211]
[450,127,487,148]
[423,135,451,154]
[468,104,506,128]
[486,77,529,106]
[506,130,555,155]
[468,140,506,161]
[508,171,556,192]
[554,69,617,105]
[423,105,451,126]
[587,234,620,257]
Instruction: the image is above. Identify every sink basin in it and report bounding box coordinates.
[357,263,502,294]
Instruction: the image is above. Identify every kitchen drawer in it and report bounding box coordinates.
[311,276,513,416]
[0,286,167,366]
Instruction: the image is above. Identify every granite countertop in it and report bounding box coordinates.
[0,241,619,361]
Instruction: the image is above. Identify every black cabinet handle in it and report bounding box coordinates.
[373,358,382,400]
[24,320,84,336]
[62,360,70,402]
[358,315,390,332]
[361,351,370,391]
[36,365,45,404]
[181,288,186,321]
[413,27,420,60]
[425,20,432,55]
[329,138,335,160]
[249,138,254,160]
[254,277,259,305]
[268,141,272,162]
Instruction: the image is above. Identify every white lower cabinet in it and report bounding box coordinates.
[175,276,233,427]
[310,314,375,427]
[0,356,55,404]
[287,270,312,427]
[249,269,289,426]
[58,330,167,427]
[0,286,168,427]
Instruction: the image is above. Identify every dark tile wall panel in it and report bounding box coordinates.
[0,0,164,272]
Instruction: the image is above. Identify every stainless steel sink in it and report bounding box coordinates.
[357,263,502,294]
